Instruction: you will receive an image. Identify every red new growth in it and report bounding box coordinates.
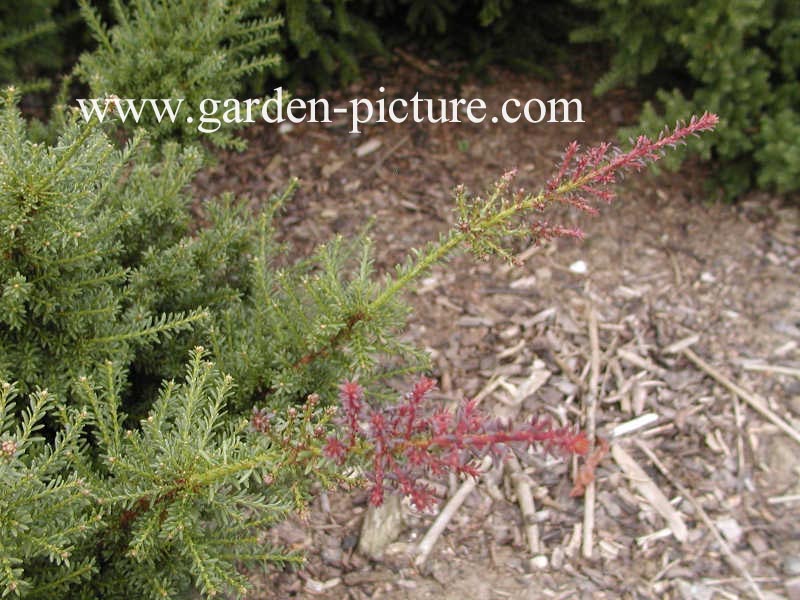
[532,113,719,242]
[325,378,589,510]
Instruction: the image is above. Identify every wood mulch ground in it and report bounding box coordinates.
[194,56,800,600]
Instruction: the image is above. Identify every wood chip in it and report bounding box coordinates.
[682,347,800,446]
[611,413,659,438]
[611,443,688,542]
[355,138,382,157]
[662,334,701,355]
[740,361,800,379]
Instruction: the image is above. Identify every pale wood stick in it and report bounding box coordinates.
[741,362,800,378]
[635,440,765,600]
[767,494,800,505]
[583,306,600,559]
[732,394,746,480]
[681,347,800,446]
[471,376,504,408]
[505,455,540,555]
[414,456,493,567]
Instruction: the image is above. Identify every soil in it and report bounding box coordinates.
[194,56,800,599]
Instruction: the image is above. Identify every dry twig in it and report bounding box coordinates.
[612,443,688,543]
[414,456,493,567]
[635,440,765,600]
[505,455,540,555]
[740,362,800,379]
[582,306,600,559]
[679,347,800,446]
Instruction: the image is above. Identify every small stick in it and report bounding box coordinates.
[471,376,504,408]
[617,347,668,377]
[767,494,800,505]
[681,347,800,446]
[611,413,659,438]
[635,440,765,600]
[741,362,800,378]
[505,455,540,554]
[414,456,493,567]
[583,307,600,559]
[732,394,746,480]
[365,134,410,176]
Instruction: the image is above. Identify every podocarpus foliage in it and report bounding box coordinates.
[0,87,230,397]
[0,1,66,92]
[572,0,800,197]
[0,86,428,411]
[76,0,283,148]
[1,348,327,598]
[0,74,718,595]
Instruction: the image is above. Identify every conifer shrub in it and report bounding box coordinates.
[0,1,65,91]
[76,0,284,148]
[571,0,800,197]
[0,87,225,397]
[0,78,718,598]
[255,0,584,88]
[0,88,425,412]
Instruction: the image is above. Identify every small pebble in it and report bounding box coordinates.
[529,555,549,570]
[700,271,715,283]
[569,260,587,274]
[784,555,800,577]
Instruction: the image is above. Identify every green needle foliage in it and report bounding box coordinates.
[0,1,63,92]
[6,84,440,419]
[0,88,209,397]
[2,348,328,598]
[209,221,429,410]
[572,0,800,197]
[76,0,283,148]
[0,382,98,598]
[0,87,425,412]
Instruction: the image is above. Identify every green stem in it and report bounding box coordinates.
[370,231,464,315]
[88,310,208,345]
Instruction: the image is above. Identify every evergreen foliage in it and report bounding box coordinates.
[0,381,97,597]
[0,1,64,92]
[268,0,385,88]
[76,0,284,148]
[207,224,429,410]
[256,0,582,88]
[0,82,717,595]
[367,0,582,77]
[0,88,424,412]
[571,0,800,197]
[1,348,321,598]
[0,88,211,396]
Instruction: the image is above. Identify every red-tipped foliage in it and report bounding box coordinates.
[326,378,589,510]
[533,113,719,242]
[546,113,718,202]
